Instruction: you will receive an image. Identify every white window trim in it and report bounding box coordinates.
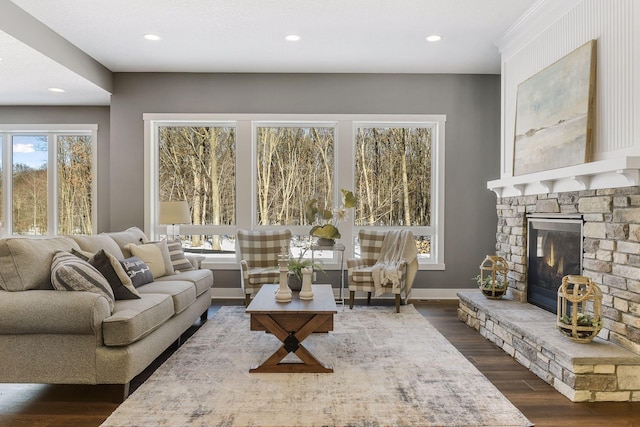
[144,114,445,271]
[0,124,98,237]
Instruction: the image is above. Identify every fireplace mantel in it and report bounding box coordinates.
[487,156,640,198]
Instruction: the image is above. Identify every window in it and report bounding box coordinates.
[0,126,97,236]
[57,135,93,234]
[12,135,48,234]
[354,124,435,261]
[255,123,336,259]
[145,114,445,270]
[156,124,236,254]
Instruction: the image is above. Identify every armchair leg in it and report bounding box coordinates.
[244,293,251,307]
[367,292,372,305]
[395,294,401,313]
[349,291,355,309]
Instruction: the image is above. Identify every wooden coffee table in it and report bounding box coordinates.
[246,284,337,373]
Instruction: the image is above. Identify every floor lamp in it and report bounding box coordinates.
[159,201,191,240]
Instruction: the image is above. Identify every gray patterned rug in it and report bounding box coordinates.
[101,305,532,427]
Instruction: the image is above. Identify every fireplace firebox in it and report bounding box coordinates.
[527,216,583,313]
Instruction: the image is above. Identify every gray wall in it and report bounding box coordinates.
[0,106,111,232]
[110,73,500,292]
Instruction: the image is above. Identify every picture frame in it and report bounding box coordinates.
[513,40,597,176]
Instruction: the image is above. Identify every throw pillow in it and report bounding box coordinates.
[150,240,175,276]
[166,239,195,272]
[119,256,154,287]
[50,251,115,312]
[89,250,140,300]
[126,242,171,279]
[70,234,126,260]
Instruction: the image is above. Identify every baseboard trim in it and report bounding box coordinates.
[210,287,475,301]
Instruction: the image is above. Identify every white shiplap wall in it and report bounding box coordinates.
[497,0,638,180]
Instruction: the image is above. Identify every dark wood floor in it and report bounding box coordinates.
[1,300,638,427]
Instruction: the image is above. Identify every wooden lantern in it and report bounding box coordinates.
[556,275,603,343]
[478,255,509,299]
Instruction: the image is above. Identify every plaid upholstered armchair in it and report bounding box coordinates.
[236,229,292,306]
[347,229,418,313]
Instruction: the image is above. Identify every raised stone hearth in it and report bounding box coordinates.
[458,292,640,402]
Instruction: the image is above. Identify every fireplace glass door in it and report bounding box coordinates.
[527,218,582,313]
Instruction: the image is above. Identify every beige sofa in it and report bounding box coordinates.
[0,227,213,399]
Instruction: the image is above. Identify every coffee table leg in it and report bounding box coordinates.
[250,314,333,373]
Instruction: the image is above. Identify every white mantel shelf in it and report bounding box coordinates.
[488,157,640,198]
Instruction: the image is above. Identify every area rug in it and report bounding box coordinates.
[101,305,532,427]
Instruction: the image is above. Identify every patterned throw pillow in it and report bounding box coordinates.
[126,242,174,278]
[166,239,195,272]
[88,250,140,300]
[119,256,154,287]
[50,251,115,312]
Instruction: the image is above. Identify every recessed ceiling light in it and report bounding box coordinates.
[426,35,442,42]
[285,34,301,42]
[144,34,161,41]
[48,87,65,93]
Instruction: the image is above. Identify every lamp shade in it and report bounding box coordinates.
[159,201,191,224]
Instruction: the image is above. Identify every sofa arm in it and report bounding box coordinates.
[0,290,110,335]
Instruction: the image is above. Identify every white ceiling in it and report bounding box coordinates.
[1,0,537,106]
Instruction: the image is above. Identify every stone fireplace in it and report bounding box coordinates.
[495,187,640,355]
[458,186,640,402]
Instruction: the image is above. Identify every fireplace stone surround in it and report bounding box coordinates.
[458,186,640,402]
[494,186,640,355]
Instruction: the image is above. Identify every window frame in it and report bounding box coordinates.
[144,114,445,271]
[0,124,98,237]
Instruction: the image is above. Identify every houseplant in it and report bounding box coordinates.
[473,273,507,298]
[556,275,603,343]
[288,247,325,291]
[558,312,602,339]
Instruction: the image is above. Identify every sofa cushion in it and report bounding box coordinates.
[155,269,213,297]
[0,236,80,291]
[50,251,115,312]
[88,250,140,300]
[102,293,174,346]
[106,227,149,258]
[166,239,195,272]
[70,234,125,260]
[136,280,196,314]
[120,257,154,287]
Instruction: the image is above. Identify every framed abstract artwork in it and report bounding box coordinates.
[513,40,597,176]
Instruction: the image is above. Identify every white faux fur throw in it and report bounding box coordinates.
[371,230,419,297]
